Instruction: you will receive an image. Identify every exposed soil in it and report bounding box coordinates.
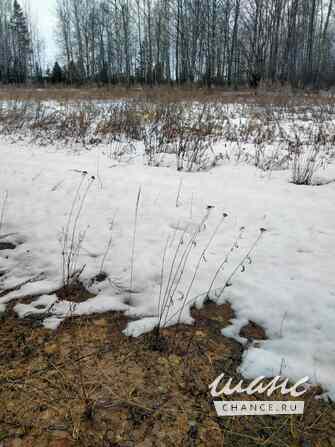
[55,282,96,303]
[0,289,334,447]
[239,321,267,342]
[0,242,16,251]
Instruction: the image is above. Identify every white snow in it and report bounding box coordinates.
[0,108,335,399]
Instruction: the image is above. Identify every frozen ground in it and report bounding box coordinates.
[0,103,335,400]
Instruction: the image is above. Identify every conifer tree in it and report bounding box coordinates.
[51,61,64,83]
[9,0,32,83]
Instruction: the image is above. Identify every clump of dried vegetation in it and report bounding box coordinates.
[142,103,222,171]
[151,218,267,351]
[60,173,96,294]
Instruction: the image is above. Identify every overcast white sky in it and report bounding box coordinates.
[30,0,58,65]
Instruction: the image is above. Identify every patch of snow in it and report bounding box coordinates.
[0,124,335,399]
[0,279,60,304]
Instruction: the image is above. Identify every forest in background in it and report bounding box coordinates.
[1,0,335,88]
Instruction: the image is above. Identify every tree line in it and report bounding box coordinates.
[1,0,335,88]
[53,0,335,88]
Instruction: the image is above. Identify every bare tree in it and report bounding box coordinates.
[50,0,335,88]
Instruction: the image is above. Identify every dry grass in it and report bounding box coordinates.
[0,293,334,447]
[1,85,335,107]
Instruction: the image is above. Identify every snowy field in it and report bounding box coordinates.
[1,99,335,399]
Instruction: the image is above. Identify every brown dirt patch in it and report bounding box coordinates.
[0,296,334,447]
[239,321,267,342]
[55,282,96,303]
[0,242,16,251]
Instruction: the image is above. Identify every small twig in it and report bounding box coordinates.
[0,190,8,235]
[100,214,117,274]
[176,178,183,207]
[130,186,142,299]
